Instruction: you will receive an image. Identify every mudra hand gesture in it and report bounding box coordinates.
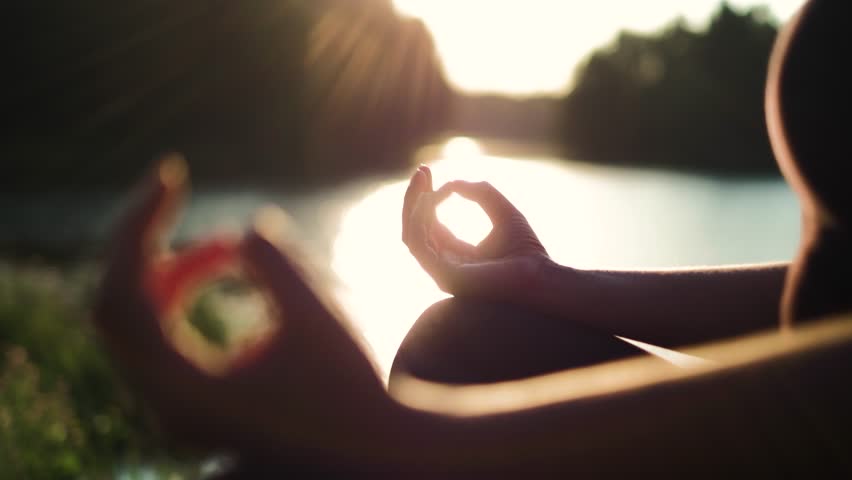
[402,165,550,300]
[93,155,399,466]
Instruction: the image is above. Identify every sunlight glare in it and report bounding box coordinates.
[436,194,492,246]
[392,0,803,95]
[330,136,617,377]
[442,136,482,158]
[331,182,448,379]
[329,136,797,378]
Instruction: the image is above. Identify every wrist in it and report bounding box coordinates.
[522,256,581,314]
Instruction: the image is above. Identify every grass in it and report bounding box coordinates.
[0,261,209,479]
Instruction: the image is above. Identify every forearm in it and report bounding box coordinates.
[522,259,788,348]
[241,314,852,476]
[390,317,852,474]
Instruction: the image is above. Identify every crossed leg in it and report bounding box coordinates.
[390,297,650,386]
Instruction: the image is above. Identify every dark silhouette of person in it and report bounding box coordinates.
[94,0,852,475]
[392,0,849,384]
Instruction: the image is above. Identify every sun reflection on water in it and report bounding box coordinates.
[331,179,446,380]
[330,136,799,378]
[330,136,619,378]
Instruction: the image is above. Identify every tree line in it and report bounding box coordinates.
[4,0,450,191]
[4,1,785,193]
[558,3,781,174]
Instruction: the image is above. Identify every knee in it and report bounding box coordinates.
[389,297,644,388]
[390,297,540,385]
[389,297,481,386]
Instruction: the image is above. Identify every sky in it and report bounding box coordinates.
[392,0,805,96]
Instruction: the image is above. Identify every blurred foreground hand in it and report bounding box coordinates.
[92,155,396,465]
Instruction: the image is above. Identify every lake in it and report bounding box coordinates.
[2,137,800,376]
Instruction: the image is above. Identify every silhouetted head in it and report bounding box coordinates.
[766,0,851,325]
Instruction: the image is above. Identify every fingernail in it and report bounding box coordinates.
[157,153,188,190]
[253,205,291,244]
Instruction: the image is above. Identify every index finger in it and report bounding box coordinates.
[436,180,519,224]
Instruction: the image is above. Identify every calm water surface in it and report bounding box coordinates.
[3,137,800,375]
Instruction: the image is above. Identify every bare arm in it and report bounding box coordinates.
[230,315,852,475]
[403,167,788,351]
[525,260,787,349]
[102,161,841,476]
[384,315,852,475]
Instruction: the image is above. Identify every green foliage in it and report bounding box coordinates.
[5,0,450,192]
[0,262,186,478]
[187,288,230,349]
[184,275,275,351]
[0,347,84,479]
[561,2,781,174]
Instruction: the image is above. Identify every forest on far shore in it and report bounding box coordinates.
[5,1,782,194]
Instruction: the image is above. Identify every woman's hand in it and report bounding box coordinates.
[402,166,550,300]
[93,156,396,463]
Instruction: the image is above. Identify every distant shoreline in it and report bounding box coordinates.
[418,135,784,180]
